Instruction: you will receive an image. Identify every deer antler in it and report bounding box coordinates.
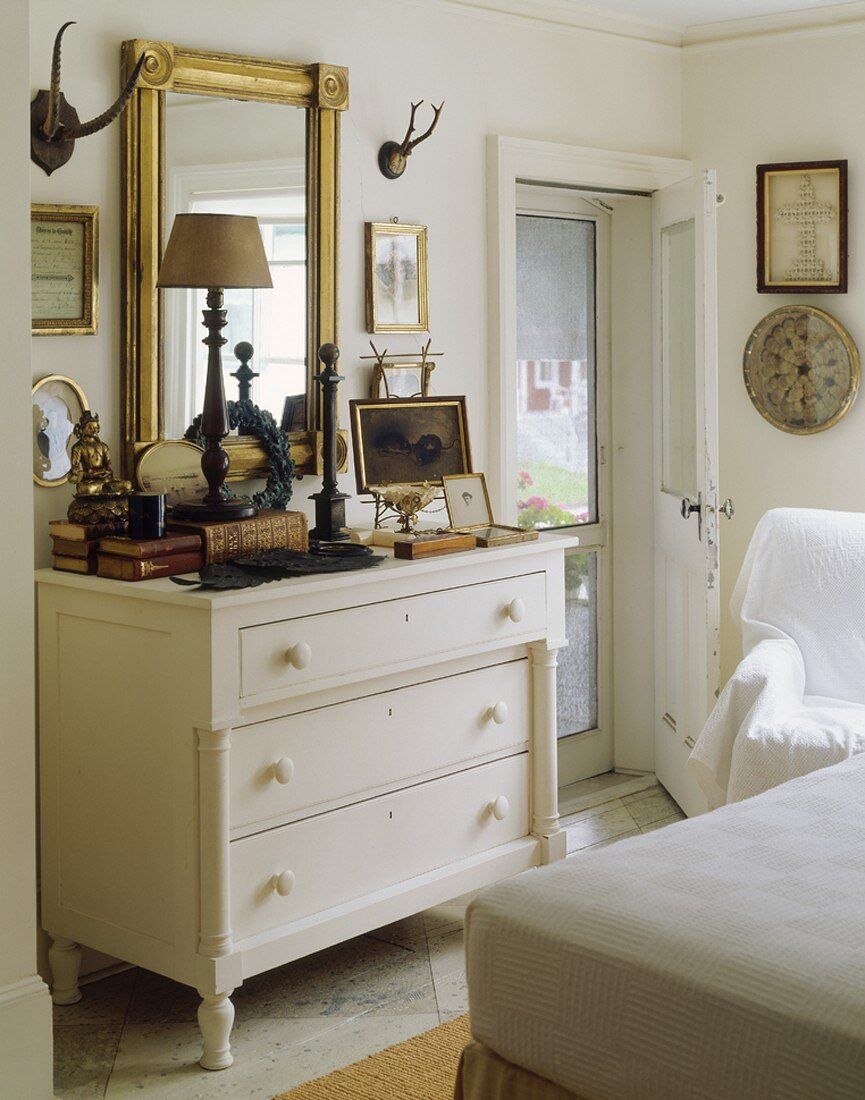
[378,100,445,180]
[61,51,146,140]
[43,21,76,139]
[400,101,444,156]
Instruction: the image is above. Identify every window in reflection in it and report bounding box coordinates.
[163,94,307,437]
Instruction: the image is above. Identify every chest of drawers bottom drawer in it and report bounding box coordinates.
[231,753,529,941]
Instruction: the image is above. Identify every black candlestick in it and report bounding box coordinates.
[231,341,259,402]
[309,343,349,541]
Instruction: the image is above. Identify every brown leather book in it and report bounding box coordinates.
[98,534,202,559]
[49,519,126,541]
[53,554,98,574]
[166,509,308,564]
[393,532,477,559]
[50,537,99,559]
[96,551,205,581]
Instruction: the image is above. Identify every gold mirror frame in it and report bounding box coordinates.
[121,40,348,479]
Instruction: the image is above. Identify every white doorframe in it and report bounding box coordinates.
[488,137,694,786]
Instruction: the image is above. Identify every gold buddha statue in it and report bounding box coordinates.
[67,411,132,525]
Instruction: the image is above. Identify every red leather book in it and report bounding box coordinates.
[96,550,205,581]
[98,533,202,558]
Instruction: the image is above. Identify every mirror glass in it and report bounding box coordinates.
[163,92,307,438]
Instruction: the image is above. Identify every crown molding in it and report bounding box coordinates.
[403,0,683,49]
[684,0,865,48]
[408,0,865,53]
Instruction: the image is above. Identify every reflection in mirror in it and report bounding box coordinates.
[163,93,307,438]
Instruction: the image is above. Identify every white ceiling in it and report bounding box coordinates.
[561,0,848,31]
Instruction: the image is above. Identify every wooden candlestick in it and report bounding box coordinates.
[309,343,349,541]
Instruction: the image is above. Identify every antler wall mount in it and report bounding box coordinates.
[31,22,145,176]
[378,100,444,180]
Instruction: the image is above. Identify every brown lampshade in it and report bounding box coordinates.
[156,213,273,289]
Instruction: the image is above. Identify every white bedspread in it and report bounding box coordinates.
[690,507,865,806]
[466,756,865,1100]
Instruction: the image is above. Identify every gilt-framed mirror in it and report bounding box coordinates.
[121,40,348,480]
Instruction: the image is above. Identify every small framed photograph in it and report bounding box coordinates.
[365,222,429,333]
[31,204,99,334]
[32,374,89,486]
[443,472,539,548]
[757,161,847,293]
[135,439,207,506]
[371,362,432,399]
[350,396,471,493]
[280,393,307,433]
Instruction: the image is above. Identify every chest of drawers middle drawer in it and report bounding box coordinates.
[230,659,530,833]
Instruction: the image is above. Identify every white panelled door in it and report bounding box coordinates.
[652,171,720,817]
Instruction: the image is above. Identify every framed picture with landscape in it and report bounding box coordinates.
[350,396,471,493]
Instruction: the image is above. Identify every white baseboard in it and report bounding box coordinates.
[0,974,54,1099]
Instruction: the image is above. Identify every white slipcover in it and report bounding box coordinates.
[689,507,865,807]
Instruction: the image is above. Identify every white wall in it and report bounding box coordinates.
[683,28,865,681]
[29,0,684,567]
[0,2,54,1095]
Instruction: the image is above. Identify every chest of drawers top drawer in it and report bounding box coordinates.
[239,570,546,701]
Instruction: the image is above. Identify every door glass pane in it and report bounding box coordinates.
[557,551,598,737]
[515,215,597,528]
[661,219,697,497]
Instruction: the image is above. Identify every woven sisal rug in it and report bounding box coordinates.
[272,1014,470,1100]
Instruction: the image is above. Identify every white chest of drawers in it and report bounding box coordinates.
[36,537,573,1070]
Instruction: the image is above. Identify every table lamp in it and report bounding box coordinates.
[157,213,273,520]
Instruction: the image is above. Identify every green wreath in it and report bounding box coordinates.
[184,399,295,510]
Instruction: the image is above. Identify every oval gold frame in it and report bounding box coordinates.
[120,40,348,480]
[32,374,89,488]
[743,305,860,435]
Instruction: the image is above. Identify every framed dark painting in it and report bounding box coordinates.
[350,396,472,493]
[757,160,847,293]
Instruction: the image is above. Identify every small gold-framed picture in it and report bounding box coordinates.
[370,361,433,399]
[757,161,847,294]
[443,472,539,548]
[31,204,99,334]
[365,222,429,333]
[32,374,89,486]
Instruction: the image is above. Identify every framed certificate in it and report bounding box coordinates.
[31,204,98,335]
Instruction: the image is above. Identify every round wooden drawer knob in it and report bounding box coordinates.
[487,701,509,725]
[488,795,510,821]
[505,597,525,623]
[286,642,312,670]
[273,757,295,785]
[272,870,296,897]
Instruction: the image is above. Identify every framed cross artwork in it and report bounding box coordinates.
[757,161,847,293]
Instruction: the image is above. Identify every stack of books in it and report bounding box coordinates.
[50,520,125,574]
[96,533,204,581]
[51,509,309,582]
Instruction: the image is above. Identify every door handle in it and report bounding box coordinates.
[680,492,703,540]
[719,498,735,520]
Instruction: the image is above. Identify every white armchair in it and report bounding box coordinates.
[690,507,865,807]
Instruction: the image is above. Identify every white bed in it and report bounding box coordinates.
[463,756,865,1100]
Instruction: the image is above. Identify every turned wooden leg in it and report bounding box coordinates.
[48,935,82,1005]
[198,989,234,1070]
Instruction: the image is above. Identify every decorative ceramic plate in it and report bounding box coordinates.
[743,306,859,434]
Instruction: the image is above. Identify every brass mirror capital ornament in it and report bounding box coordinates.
[743,305,860,435]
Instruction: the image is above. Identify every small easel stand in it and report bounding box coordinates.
[361,339,442,399]
[309,344,350,542]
